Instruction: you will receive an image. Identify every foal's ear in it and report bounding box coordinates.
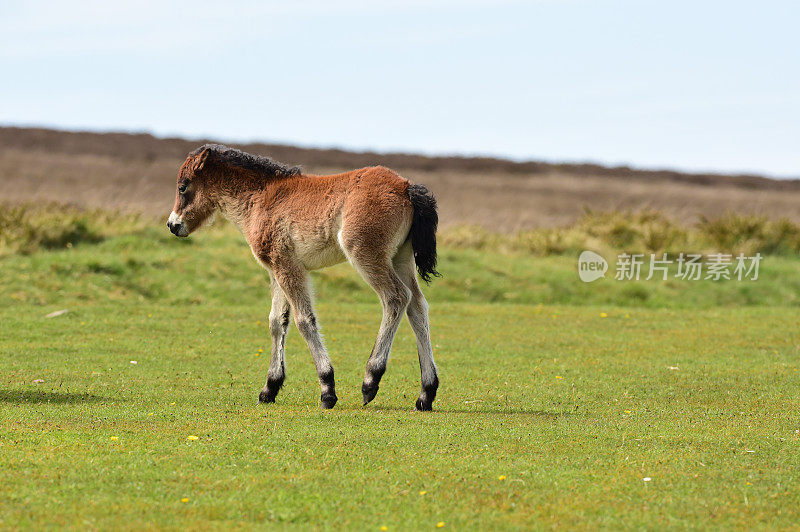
[193,148,212,172]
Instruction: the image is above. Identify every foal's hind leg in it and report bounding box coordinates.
[272,261,337,409]
[341,246,411,405]
[393,241,439,410]
[360,265,411,405]
[259,273,290,404]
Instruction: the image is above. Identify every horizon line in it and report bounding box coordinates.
[4,121,798,182]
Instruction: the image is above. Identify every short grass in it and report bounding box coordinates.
[1,225,800,529]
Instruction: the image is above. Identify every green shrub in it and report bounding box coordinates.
[697,213,800,255]
[442,210,800,256]
[3,202,799,259]
[0,203,145,256]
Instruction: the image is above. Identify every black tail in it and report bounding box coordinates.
[407,184,441,284]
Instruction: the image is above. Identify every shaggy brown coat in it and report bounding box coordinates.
[167,145,440,410]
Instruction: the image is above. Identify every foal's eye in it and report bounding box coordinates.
[178,183,188,194]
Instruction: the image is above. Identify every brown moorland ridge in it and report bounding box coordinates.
[1,126,799,230]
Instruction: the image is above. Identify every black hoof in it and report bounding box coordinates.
[259,376,284,404]
[415,397,433,411]
[415,376,438,411]
[259,390,277,404]
[362,383,379,405]
[321,392,338,409]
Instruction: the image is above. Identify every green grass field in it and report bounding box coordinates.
[1,224,800,529]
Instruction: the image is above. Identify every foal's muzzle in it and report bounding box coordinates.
[167,212,189,237]
[167,220,184,236]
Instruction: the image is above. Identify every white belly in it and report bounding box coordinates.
[293,227,347,270]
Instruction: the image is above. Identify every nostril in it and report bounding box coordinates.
[168,220,186,236]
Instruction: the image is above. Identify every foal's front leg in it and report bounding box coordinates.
[259,275,290,403]
[273,264,338,409]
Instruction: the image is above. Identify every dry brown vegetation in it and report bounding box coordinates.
[2,126,800,231]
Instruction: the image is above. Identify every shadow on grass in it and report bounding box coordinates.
[368,405,574,417]
[0,390,111,404]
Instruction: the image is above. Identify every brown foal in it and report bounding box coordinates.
[167,145,440,410]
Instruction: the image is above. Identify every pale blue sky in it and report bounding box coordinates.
[2,0,798,177]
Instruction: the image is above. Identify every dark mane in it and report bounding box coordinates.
[191,144,301,178]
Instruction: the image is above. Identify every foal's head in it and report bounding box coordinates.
[167,144,302,237]
[167,147,218,237]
